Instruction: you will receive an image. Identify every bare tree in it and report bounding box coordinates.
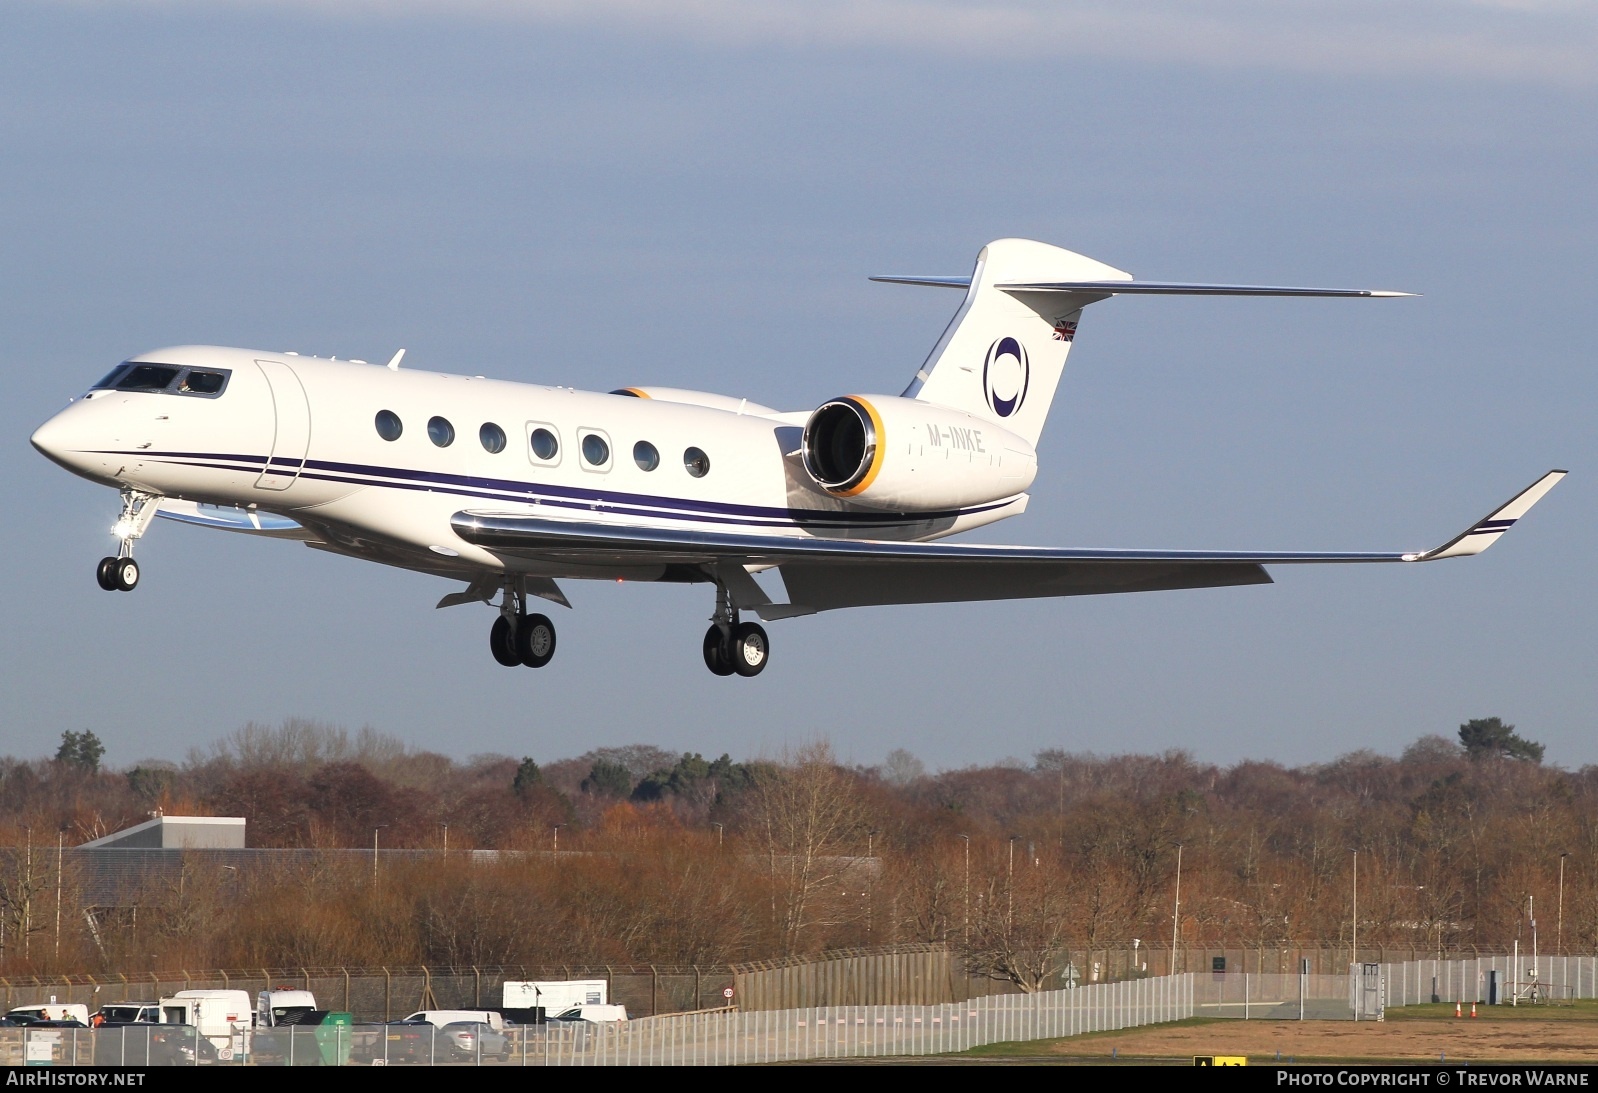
[747,743,875,954]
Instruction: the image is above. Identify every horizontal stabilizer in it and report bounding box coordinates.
[872,275,1413,297]
[1000,281,1414,298]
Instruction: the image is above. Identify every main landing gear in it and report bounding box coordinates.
[94,489,159,593]
[703,583,769,678]
[489,578,557,669]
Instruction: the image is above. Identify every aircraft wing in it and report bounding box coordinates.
[452,470,1564,619]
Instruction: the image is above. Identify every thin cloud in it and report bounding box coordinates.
[150,0,1598,87]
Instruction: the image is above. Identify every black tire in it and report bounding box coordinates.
[517,613,556,668]
[730,621,769,677]
[489,616,521,666]
[113,557,140,592]
[96,557,119,591]
[703,625,735,676]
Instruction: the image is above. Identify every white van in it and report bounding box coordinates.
[551,1004,627,1024]
[160,990,253,1059]
[400,1010,504,1031]
[5,1003,90,1025]
[257,989,319,1027]
[502,979,607,1015]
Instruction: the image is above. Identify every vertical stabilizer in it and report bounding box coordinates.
[903,239,1130,448]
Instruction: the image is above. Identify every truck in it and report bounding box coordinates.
[159,990,253,1060]
[501,980,607,1019]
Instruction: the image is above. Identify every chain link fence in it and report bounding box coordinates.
[0,973,1194,1066]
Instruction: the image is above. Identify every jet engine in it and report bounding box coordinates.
[800,394,1036,511]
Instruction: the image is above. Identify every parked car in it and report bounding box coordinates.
[440,1022,510,1062]
[95,1002,161,1025]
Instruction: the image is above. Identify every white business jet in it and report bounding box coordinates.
[32,239,1563,677]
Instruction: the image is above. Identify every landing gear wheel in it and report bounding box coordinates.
[489,616,521,667]
[729,621,769,677]
[703,625,735,676]
[517,613,556,668]
[96,557,119,591]
[113,557,140,592]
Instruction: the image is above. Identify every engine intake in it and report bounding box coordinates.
[802,398,879,493]
[799,394,1036,512]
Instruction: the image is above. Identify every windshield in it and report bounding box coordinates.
[92,363,231,398]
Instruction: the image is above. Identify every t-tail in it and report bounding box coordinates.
[876,238,1413,449]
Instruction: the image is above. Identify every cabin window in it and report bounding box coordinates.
[529,426,560,463]
[633,440,659,471]
[428,416,455,447]
[375,410,403,441]
[479,422,507,454]
[580,431,611,469]
[683,446,710,478]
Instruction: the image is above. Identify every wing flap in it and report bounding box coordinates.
[776,558,1271,614]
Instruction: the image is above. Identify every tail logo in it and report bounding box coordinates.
[983,337,1029,419]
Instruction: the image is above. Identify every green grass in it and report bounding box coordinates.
[1386,999,1598,1022]
[956,1017,1221,1057]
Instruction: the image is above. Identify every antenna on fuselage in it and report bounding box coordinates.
[386,349,406,371]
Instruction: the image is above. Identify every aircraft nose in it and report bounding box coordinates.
[31,402,102,477]
[30,412,70,460]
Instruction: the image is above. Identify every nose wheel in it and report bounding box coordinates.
[95,556,140,592]
[94,489,159,592]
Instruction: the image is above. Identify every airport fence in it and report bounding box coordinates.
[1379,954,1598,1007]
[0,973,1195,1066]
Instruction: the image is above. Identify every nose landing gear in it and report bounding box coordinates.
[488,578,558,669]
[703,583,769,677]
[94,489,159,592]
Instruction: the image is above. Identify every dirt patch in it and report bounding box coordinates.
[1030,1017,1598,1063]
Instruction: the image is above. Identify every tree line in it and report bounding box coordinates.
[0,717,1590,988]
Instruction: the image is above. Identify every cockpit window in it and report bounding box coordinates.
[92,363,231,398]
[115,365,181,391]
[179,370,226,395]
[94,365,130,389]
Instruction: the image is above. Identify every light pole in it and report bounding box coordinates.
[1171,844,1183,976]
[1351,849,1359,967]
[958,835,970,944]
[439,822,449,853]
[712,823,724,847]
[372,825,388,887]
[54,830,63,958]
[1558,853,1569,955]
[1007,836,1021,931]
[553,824,565,854]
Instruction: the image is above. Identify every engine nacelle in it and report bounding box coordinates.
[801,395,1037,511]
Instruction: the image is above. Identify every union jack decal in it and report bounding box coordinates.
[1052,320,1077,342]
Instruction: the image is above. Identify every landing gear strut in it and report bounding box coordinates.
[703,583,769,677]
[489,578,557,669]
[95,489,159,592]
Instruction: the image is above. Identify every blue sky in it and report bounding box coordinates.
[3,1,1593,771]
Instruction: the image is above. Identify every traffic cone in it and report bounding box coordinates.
[1471,1003,1478,1018]
[1455,1002,1462,1018]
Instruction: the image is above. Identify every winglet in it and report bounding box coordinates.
[1414,470,1566,561]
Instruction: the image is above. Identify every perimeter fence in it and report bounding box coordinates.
[0,972,1194,1066]
[1380,954,1598,1007]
